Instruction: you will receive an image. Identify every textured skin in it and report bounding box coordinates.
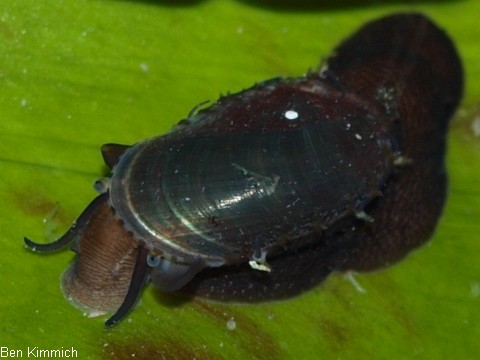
[62,195,139,312]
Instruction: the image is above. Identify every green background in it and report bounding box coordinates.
[1,1,478,359]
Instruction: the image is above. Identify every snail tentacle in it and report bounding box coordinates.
[105,245,150,327]
[24,193,108,253]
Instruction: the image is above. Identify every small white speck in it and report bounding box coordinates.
[140,63,149,72]
[226,317,236,331]
[471,116,480,137]
[471,282,480,298]
[344,271,367,293]
[20,98,27,107]
[284,110,299,120]
[346,123,351,130]
[355,210,374,223]
[249,259,271,272]
[185,197,191,202]
[86,310,107,318]
[355,133,362,140]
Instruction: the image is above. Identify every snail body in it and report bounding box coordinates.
[25,13,463,326]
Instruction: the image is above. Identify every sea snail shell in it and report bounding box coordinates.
[24,13,463,327]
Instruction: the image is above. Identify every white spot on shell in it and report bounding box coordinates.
[355,133,362,140]
[355,210,374,223]
[393,154,413,166]
[284,110,299,120]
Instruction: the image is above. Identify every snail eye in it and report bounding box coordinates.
[147,254,162,267]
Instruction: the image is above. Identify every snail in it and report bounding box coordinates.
[24,13,463,327]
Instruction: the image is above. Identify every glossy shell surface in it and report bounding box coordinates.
[109,79,395,267]
[24,13,463,326]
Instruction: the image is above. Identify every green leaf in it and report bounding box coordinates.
[1,1,478,359]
